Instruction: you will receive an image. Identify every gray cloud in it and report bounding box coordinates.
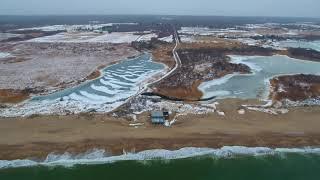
[0,0,319,17]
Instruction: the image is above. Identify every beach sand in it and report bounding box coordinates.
[0,99,320,160]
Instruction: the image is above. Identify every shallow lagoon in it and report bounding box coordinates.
[199,55,320,100]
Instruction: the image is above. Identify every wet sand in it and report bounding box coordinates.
[0,99,320,160]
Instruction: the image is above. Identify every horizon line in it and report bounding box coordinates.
[0,14,319,19]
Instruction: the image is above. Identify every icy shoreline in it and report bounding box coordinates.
[1,146,320,169]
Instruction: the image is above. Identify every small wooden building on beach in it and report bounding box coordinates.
[151,111,165,124]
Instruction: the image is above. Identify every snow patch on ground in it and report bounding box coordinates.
[0,52,12,59]
[180,35,197,43]
[131,97,216,116]
[0,33,22,41]
[27,32,156,44]
[18,23,138,32]
[246,106,289,115]
[179,27,247,36]
[159,35,173,42]
[136,33,158,42]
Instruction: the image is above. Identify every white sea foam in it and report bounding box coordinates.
[1,146,320,169]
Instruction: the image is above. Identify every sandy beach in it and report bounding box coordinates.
[0,99,320,160]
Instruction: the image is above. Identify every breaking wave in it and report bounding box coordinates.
[1,146,320,169]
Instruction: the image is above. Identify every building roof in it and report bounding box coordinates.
[151,111,165,124]
[152,117,165,123]
[151,111,164,117]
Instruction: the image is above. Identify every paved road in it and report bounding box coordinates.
[152,27,181,84]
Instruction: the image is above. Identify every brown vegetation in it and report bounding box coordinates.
[270,74,320,102]
[86,70,101,80]
[153,80,204,101]
[152,44,175,69]
[286,48,320,62]
[0,89,30,104]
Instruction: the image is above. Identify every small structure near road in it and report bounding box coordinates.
[151,111,166,124]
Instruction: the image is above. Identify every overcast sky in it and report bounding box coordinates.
[1,0,319,18]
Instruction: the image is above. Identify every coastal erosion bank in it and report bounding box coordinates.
[0,99,320,160]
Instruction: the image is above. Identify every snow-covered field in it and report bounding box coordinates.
[179,27,248,36]
[17,23,138,32]
[159,35,173,42]
[0,42,140,90]
[136,33,158,42]
[27,32,158,43]
[0,33,22,41]
[235,38,260,46]
[179,35,197,43]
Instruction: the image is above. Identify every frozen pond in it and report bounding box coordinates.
[278,40,320,52]
[199,55,320,100]
[1,54,165,117]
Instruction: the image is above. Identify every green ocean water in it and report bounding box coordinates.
[1,154,320,180]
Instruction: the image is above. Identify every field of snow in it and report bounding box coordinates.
[0,42,139,90]
[179,27,247,36]
[18,23,138,32]
[236,38,260,46]
[136,33,158,41]
[0,33,22,41]
[159,35,173,42]
[27,32,157,43]
[180,35,197,43]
